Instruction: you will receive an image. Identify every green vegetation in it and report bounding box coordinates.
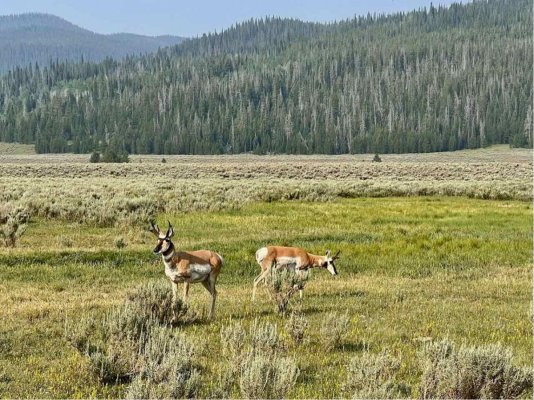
[0,148,531,237]
[0,196,531,398]
[0,1,531,154]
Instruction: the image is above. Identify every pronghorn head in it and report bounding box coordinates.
[149,220,175,254]
[323,250,340,275]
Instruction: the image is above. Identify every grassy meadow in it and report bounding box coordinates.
[0,145,532,398]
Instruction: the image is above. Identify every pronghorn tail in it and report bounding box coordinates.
[255,247,268,264]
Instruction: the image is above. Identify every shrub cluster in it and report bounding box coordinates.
[344,351,407,399]
[285,309,309,345]
[213,320,299,399]
[0,203,29,247]
[419,339,532,399]
[265,267,309,315]
[126,327,201,399]
[320,311,351,350]
[66,280,198,395]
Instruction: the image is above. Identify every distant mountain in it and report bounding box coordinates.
[0,13,184,73]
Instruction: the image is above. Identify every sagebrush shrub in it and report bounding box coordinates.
[239,350,299,399]
[345,351,407,399]
[66,280,195,385]
[0,204,29,247]
[265,267,309,315]
[220,321,247,366]
[127,279,192,326]
[126,326,201,399]
[213,320,299,399]
[285,309,308,345]
[250,319,280,354]
[320,311,351,350]
[419,339,532,399]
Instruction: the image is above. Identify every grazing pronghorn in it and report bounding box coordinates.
[253,246,340,300]
[150,221,223,319]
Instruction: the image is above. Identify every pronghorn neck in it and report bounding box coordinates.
[161,242,175,266]
[307,253,325,269]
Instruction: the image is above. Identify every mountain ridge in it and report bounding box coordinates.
[0,13,185,73]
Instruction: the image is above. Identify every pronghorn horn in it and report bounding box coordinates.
[166,220,175,238]
[149,220,160,236]
[333,250,341,260]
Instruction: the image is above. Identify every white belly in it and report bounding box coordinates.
[187,264,212,283]
[275,256,301,269]
[165,264,212,283]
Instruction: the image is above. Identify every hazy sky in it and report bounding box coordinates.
[1,0,464,37]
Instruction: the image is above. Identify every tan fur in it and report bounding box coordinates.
[167,250,223,278]
[257,246,324,272]
[252,245,329,301]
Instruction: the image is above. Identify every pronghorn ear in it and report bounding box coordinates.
[166,220,175,238]
[326,249,331,258]
[149,221,160,236]
[333,250,341,260]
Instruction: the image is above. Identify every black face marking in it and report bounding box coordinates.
[153,237,172,254]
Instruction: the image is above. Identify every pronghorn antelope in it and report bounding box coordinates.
[150,221,223,319]
[253,246,340,300]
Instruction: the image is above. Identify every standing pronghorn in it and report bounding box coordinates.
[150,221,223,319]
[253,246,340,300]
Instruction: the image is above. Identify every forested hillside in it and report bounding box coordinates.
[0,13,184,74]
[0,0,531,155]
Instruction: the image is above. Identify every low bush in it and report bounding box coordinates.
[419,339,532,399]
[285,309,308,345]
[66,280,194,385]
[265,267,309,315]
[345,351,407,399]
[213,320,299,399]
[125,326,201,399]
[89,151,101,163]
[239,350,299,399]
[0,203,29,247]
[126,279,193,326]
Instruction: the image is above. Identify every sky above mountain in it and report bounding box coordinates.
[1,0,463,37]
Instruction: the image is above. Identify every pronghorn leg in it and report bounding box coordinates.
[171,281,179,302]
[183,282,190,302]
[299,289,303,299]
[171,281,179,325]
[209,275,217,319]
[201,277,217,319]
[252,268,270,301]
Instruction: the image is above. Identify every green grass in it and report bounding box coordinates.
[0,197,531,398]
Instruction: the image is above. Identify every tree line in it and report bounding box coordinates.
[0,0,531,155]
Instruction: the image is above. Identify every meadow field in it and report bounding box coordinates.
[0,145,532,398]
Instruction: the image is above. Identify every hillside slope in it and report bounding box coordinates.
[0,1,531,155]
[0,13,184,73]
